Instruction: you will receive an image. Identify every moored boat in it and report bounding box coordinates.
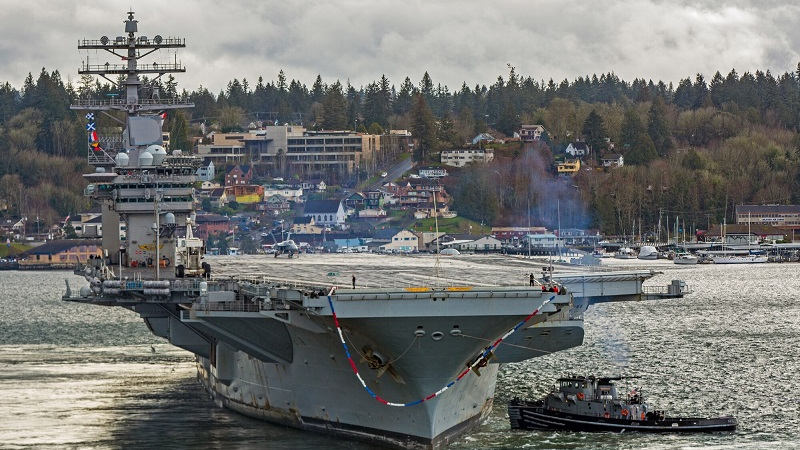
[509,375,737,433]
[637,246,658,260]
[614,247,637,259]
[673,252,698,265]
[711,253,767,264]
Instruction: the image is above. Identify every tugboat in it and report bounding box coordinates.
[509,375,737,433]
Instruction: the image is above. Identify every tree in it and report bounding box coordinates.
[625,132,658,165]
[367,123,384,135]
[620,108,645,150]
[496,102,520,136]
[363,75,392,128]
[452,166,499,225]
[673,77,694,109]
[419,72,434,103]
[647,96,673,157]
[168,109,192,153]
[681,148,705,170]
[581,109,608,156]
[409,93,438,161]
[218,106,245,132]
[394,77,415,115]
[310,75,326,104]
[321,81,348,130]
[437,110,457,148]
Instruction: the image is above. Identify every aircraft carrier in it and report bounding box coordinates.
[62,12,689,449]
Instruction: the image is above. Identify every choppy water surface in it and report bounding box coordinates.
[0,258,798,449]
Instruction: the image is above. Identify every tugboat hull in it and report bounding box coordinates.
[509,400,737,433]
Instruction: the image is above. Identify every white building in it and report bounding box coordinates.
[528,233,564,248]
[379,229,419,253]
[519,125,545,142]
[602,154,624,168]
[565,142,589,157]
[303,200,346,227]
[441,149,494,168]
[263,186,304,202]
[418,167,449,178]
[196,161,215,181]
[458,235,502,251]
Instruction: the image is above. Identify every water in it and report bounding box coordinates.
[0,260,798,449]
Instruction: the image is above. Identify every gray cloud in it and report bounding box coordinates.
[0,0,798,94]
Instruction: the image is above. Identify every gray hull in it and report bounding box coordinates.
[146,286,580,449]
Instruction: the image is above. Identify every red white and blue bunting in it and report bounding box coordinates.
[326,294,556,407]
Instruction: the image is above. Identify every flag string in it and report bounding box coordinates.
[326,294,556,407]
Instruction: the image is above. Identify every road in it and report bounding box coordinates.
[366,158,413,191]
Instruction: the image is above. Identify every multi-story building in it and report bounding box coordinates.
[440,149,494,167]
[195,126,409,183]
[194,213,231,240]
[418,167,449,178]
[735,204,800,236]
[557,159,581,176]
[519,124,546,142]
[225,164,254,186]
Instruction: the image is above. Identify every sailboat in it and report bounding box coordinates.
[711,216,767,264]
[673,252,699,265]
[672,216,698,265]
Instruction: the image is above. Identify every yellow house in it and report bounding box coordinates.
[291,216,325,234]
[223,185,264,204]
[557,159,581,175]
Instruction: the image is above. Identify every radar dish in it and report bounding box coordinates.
[154,35,162,44]
[100,36,109,44]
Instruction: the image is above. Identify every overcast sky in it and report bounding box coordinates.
[2,1,799,95]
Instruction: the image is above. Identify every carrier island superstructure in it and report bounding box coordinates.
[63,12,690,450]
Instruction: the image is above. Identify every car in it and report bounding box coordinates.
[381,172,388,177]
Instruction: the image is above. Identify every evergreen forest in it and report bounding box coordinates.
[2,64,800,238]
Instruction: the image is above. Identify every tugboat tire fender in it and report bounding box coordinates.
[577,392,584,401]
